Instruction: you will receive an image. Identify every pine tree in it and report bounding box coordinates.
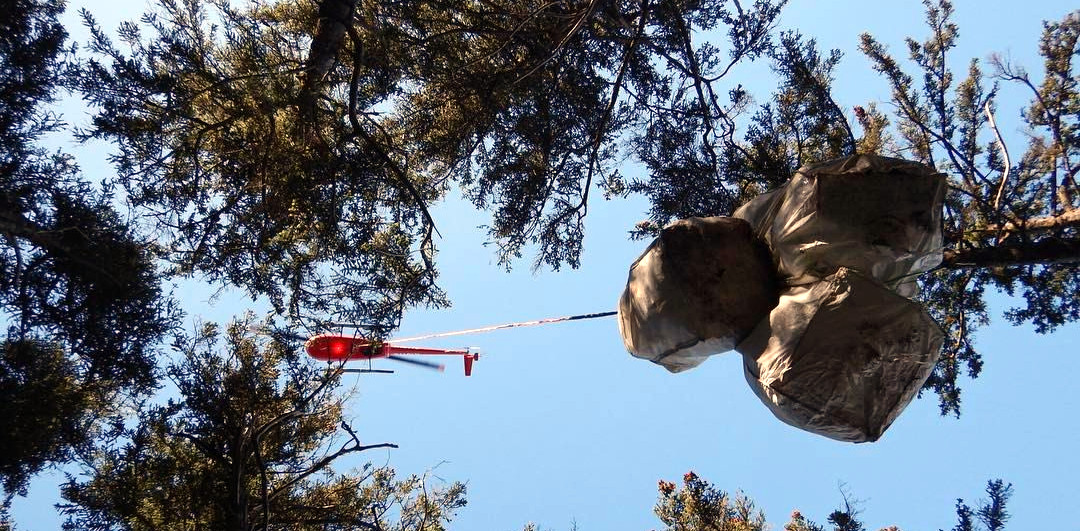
[1,0,175,498]
[653,473,1011,531]
[5,0,1074,521]
[73,0,449,333]
[59,316,466,530]
[74,0,789,326]
[855,2,1079,414]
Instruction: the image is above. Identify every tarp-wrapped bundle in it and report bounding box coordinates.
[618,154,947,442]
[618,216,778,372]
[734,155,946,297]
[736,268,943,442]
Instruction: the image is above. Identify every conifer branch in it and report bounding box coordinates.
[943,237,1080,267]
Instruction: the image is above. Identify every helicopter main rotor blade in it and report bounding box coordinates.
[340,368,394,374]
[386,355,445,372]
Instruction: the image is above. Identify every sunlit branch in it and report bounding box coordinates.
[984,101,1011,210]
[943,236,1080,267]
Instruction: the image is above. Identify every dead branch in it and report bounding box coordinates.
[984,100,1011,210]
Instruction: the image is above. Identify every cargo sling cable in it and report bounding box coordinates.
[329,310,617,344]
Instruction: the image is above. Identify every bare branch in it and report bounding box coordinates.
[984,101,1011,210]
[583,0,649,216]
[265,442,399,507]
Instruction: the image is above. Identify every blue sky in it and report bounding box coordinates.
[10,0,1079,529]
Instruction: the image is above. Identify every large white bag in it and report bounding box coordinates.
[734,155,945,297]
[618,216,778,372]
[736,268,944,442]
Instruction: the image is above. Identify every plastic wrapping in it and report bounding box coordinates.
[734,155,945,297]
[731,187,784,239]
[618,216,778,372]
[618,155,946,442]
[736,268,943,442]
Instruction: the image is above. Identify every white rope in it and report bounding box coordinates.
[388,311,617,344]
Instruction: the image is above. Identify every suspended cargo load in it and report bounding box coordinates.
[734,155,946,297]
[736,268,943,442]
[731,188,783,238]
[618,216,779,372]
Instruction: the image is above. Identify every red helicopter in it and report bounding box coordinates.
[305,334,480,376]
[304,310,616,375]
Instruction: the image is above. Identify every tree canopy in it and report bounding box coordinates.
[58,316,465,530]
[1,0,1077,526]
[856,3,1080,414]
[71,0,1080,415]
[71,0,791,327]
[1,0,174,498]
[74,0,447,332]
[652,472,1012,531]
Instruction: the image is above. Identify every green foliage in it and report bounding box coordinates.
[654,471,766,531]
[4,185,174,388]
[0,340,92,498]
[75,0,446,331]
[764,32,855,166]
[60,316,466,530]
[729,31,855,205]
[858,1,1080,414]
[1,0,175,496]
[365,0,788,266]
[619,0,789,236]
[395,0,633,269]
[619,26,858,240]
[947,479,1012,531]
[654,473,1010,531]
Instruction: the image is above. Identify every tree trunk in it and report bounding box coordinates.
[300,0,358,110]
[942,237,1080,268]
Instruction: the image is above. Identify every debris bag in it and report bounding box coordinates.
[732,186,785,238]
[734,154,946,297]
[618,216,779,373]
[736,268,943,442]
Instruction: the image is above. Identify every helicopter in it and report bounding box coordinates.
[305,333,479,376]
[303,310,616,376]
